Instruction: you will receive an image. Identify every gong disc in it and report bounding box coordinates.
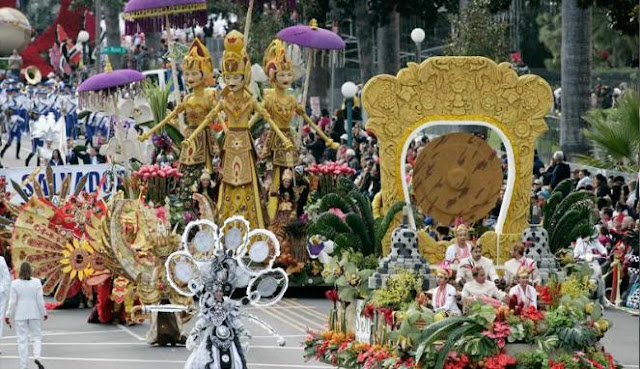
[412,132,503,225]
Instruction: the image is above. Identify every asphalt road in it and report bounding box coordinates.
[0,297,638,369]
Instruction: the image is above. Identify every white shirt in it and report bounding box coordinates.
[461,280,506,301]
[0,256,10,294]
[508,284,538,308]
[6,278,46,320]
[576,176,592,189]
[573,237,608,259]
[431,283,461,315]
[504,257,540,285]
[444,241,473,264]
[456,256,499,283]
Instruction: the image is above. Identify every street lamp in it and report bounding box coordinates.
[410,28,425,63]
[341,81,358,147]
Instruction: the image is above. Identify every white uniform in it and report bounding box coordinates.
[461,280,506,301]
[508,284,538,308]
[456,256,499,284]
[431,284,461,315]
[6,278,47,369]
[444,241,473,264]
[0,256,11,338]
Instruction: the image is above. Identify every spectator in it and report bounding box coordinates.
[550,151,570,189]
[576,169,592,190]
[595,174,610,199]
[533,150,544,177]
[8,49,23,79]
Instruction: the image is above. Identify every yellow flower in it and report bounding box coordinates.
[60,239,95,281]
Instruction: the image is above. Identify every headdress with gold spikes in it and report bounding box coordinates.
[516,263,534,279]
[184,38,215,86]
[262,39,293,83]
[222,30,251,82]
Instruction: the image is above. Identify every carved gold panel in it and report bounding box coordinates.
[362,57,553,263]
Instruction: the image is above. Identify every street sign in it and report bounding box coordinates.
[101,46,128,55]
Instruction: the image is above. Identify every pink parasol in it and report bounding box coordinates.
[123,0,207,35]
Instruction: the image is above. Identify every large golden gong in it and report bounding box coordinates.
[413,132,502,225]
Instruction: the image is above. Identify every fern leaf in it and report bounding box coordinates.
[319,193,352,213]
[552,178,574,198]
[549,191,593,233]
[375,201,405,245]
[345,213,374,255]
[543,191,564,231]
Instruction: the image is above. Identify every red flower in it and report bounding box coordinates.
[485,353,516,369]
[377,307,394,326]
[361,303,375,319]
[444,352,469,369]
[521,306,545,322]
[325,289,339,303]
[548,360,565,369]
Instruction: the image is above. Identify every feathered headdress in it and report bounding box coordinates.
[262,39,293,84]
[184,38,215,86]
[222,30,251,82]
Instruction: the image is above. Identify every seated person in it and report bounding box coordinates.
[508,265,538,308]
[444,224,473,265]
[430,267,461,316]
[456,244,499,285]
[461,266,506,308]
[573,234,608,260]
[504,243,540,285]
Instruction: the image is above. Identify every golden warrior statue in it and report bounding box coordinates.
[185,31,292,229]
[139,38,219,208]
[261,39,339,219]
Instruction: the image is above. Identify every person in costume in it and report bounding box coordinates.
[461,266,506,308]
[139,38,220,210]
[0,254,10,345]
[508,265,538,308]
[431,267,461,316]
[260,39,338,220]
[184,31,292,229]
[0,107,24,160]
[456,244,499,285]
[444,224,473,265]
[504,243,540,285]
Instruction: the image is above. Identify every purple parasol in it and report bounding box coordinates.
[78,69,145,92]
[123,0,207,35]
[277,19,345,50]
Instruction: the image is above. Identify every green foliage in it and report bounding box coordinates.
[542,191,564,230]
[370,269,423,310]
[581,90,640,172]
[515,350,550,369]
[446,0,511,61]
[536,12,561,70]
[322,251,376,302]
[552,178,575,198]
[544,189,595,253]
[142,80,172,125]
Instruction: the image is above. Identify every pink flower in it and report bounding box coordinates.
[328,207,346,221]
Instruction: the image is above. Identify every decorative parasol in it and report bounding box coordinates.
[123,0,207,105]
[78,57,145,112]
[277,19,346,108]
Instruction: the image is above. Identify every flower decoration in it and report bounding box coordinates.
[484,353,517,369]
[151,132,173,152]
[133,164,183,180]
[307,234,335,264]
[60,239,95,281]
[306,161,356,176]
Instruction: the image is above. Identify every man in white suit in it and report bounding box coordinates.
[5,262,47,369]
[0,254,10,350]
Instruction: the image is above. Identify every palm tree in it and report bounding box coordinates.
[560,0,591,160]
[581,90,640,172]
[376,10,401,74]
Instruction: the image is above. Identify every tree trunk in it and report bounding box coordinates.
[560,0,591,160]
[354,0,374,84]
[103,0,122,68]
[308,52,330,110]
[376,11,400,75]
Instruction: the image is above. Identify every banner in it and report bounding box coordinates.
[0,164,123,204]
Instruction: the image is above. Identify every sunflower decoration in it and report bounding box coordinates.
[60,239,95,281]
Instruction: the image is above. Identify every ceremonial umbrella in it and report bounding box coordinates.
[78,58,146,112]
[277,19,346,109]
[123,0,207,104]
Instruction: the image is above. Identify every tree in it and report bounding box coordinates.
[560,0,591,160]
[446,0,511,61]
[581,90,640,171]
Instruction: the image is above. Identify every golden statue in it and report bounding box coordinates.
[139,38,219,206]
[260,39,339,219]
[184,31,292,229]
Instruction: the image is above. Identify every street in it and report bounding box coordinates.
[0,297,638,369]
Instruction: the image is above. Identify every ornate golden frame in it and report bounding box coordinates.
[362,57,552,262]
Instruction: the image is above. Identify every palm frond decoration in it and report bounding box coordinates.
[142,79,173,126]
[582,90,639,172]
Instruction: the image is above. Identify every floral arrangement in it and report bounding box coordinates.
[133,164,182,205]
[305,278,619,369]
[151,132,174,153]
[307,162,356,197]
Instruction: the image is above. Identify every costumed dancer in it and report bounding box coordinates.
[260,39,338,220]
[184,31,292,229]
[444,224,473,265]
[503,243,540,285]
[508,264,538,309]
[431,267,461,316]
[139,38,220,211]
[5,262,47,369]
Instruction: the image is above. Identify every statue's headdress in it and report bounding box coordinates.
[222,30,251,82]
[184,38,214,86]
[262,39,293,84]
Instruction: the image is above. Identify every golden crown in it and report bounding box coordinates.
[262,39,293,82]
[222,30,251,79]
[184,38,214,79]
